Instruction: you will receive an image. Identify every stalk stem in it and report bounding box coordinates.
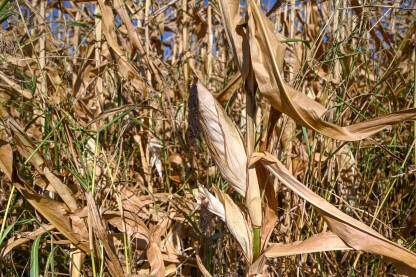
[253,227,261,261]
[245,77,262,261]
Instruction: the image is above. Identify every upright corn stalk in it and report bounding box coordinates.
[245,76,262,261]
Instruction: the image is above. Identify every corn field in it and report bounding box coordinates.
[0,0,416,276]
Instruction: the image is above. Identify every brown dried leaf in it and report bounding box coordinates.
[104,211,150,249]
[0,142,13,181]
[43,167,79,212]
[97,0,146,93]
[218,0,250,79]
[0,71,32,99]
[8,118,44,170]
[14,183,89,252]
[86,192,124,277]
[214,72,242,105]
[147,241,165,277]
[1,224,55,257]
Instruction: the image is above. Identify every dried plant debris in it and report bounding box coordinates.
[0,0,415,276]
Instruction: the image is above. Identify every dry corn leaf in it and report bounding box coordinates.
[14,183,89,252]
[251,152,416,272]
[1,224,55,257]
[250,232,352,275]
[97,0,146,94]
[147,241,165,277]
[217,0,250,79]
[264,231,352,257]
[43,167,79,212]
[247,0,416,141]
[0,142,13,181]
[212,186,253,263]
[196,82,247,197]
[86,192,124,277]
[147,220,166,277]
[104,211,150,248]
[214,72,242,105]
[258,166,278,252]
[7,117,80,213]
[0,71,32,99]
[113,0,162,85]
[8,118,44,170]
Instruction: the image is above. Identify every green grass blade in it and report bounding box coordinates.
[30,234,42,277]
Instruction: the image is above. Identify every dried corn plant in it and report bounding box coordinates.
[0,0,416,276]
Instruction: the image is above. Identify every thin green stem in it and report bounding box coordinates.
[24,116,64,165]
[0,185,15,239]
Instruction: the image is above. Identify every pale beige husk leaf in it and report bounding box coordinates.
[197,82,247,196]
[212,186,253,263]
[251,152,416,273]
[195,186,225,222]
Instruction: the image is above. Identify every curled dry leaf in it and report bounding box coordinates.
[195,185,253,262]
[147,219,166,277]
[213,72,243,105]
[196,82,247,196]
[212,186,253,263]
[195,186,225,222]
[251,152,416,273]
[247,0,416,141]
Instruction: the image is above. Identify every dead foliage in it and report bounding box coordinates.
[0,0,416,276]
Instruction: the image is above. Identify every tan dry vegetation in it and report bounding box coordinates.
[0,0,416,276]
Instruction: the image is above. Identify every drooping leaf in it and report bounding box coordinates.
[250,232,352,274]
[251,152,416,272]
